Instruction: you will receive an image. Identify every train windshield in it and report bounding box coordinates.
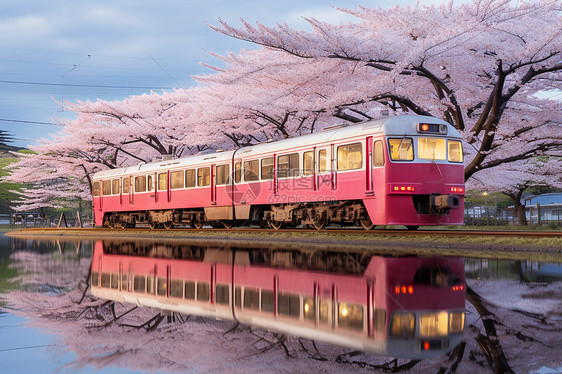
[418,138,446,160]
[388,138,414,161]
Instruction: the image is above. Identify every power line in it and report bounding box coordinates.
[0,118,62,126]
[0,79,175,90]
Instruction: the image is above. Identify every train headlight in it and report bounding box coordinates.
[449,311,465,333]
[419,311,448,337]
[390,312,415,337]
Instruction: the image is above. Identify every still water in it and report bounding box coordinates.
[0,233,560,374]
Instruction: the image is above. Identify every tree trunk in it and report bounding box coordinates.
[503,191,528,226]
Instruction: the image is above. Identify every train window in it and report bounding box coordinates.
[216,164,230,185]
[261,157,274,180]
[261,290,274,313]
[244,288,260,310]
[278,293,300,318]
[303,151,314,176]
[134,276,146,293]
[135,176,147,192]
[337,143,363,171]
[121,274,128,291]
[277,153,299,178]
[185,169,196,188]
[170,171,184,189]
[197,282,210,301]
[243,160,259,182]
[100,273,110,288]
[92,182,100,197]
[418,138,446,160]
[235,286,241,308]
[420,311,448,337]
[448,140,463,163]
[388,138,414,161]
[374,140,385,167]
[449,311,465,333]
[91,271,99,286]
[389,312,415,337]
[234,162,242,183]
[374,309,387,335]
[318,149,328,173]
[198,168,210,187]
[147,175,154,192]
[102,180,112,195]
[319,299,329,324]
[338,302,364,331]
[122,178,129,193]
[147,276,155,294]
[216,284,230,305]
[157,277,167,296]
[185,281,195,299]
[170,279,183,298]
[112,179,120,195]
[303,296,315,321]
[110,273,119,290]
[158,173,167,190]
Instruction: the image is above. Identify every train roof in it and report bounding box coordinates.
[93,115,460,180]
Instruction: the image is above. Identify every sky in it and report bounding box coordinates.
[0,0,447,149]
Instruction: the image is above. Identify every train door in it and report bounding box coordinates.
[97,180,103,212]
[330,144,337,190]
[129,176,134,206]
[210,163,216,205]
[316,147,330,193]
[365,136,374,194]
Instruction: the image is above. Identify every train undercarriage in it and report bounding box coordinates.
[102,200,378,231]
[102,194,458,231]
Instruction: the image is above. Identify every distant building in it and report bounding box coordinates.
[522,192,562,225]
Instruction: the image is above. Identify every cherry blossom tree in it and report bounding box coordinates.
[467,156,562,225]
[210,0,562,181]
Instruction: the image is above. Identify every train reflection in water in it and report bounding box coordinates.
[91,240,465,359]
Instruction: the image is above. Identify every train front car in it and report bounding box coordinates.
[366,115,465,229]
[366,256,466,359]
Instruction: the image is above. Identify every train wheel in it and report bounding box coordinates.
[311,217,327,230]
[148,221,158,230]
[163,221,174,230]
[406,225,419,230]
[191,221,204,229]
[222,221,235,229]
[269,221,284,230]
[359,218,375,230]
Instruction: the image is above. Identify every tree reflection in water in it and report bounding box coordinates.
[1,244,561,373]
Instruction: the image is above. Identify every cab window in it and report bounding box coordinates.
[92,182,100,197]
[418,138,446,160]
[448,140,463,163]
[102,180,112,195]
[388,138,414,161]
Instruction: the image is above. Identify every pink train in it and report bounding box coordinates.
[91,240,466,359]
[92,115,465,229]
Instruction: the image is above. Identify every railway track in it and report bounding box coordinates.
[15,226,562,238]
